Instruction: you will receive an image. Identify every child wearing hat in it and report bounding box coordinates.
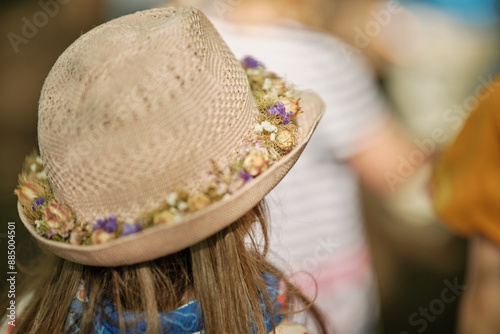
[3,6,329,334]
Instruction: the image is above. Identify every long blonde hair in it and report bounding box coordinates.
[8,201,327,333]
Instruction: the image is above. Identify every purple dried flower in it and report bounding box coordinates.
[92,215,118,233]
[242,56,263,69]
[31,197,45,211]
[122,223,142,236]
[239,170,254,183]
[266,102,287,117]
[266,102,285,117]
[266,102,292,125]
[278,103,287,117]
[92,220,101,231]
[104,216,117,233]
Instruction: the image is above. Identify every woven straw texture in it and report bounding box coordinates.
[21,6,325,266]
[38,6,255,222]
[21,90,323,266]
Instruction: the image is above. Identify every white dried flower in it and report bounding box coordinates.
[36,170,48,180]
[261,121,277,133]
[261,121,271,129]
[30,163,37,172]
[254,124,264,135]
[36,157,43,165]
[270,133,276,141]
[167,192,179,206]
[265,92,279,101]
[262,78,272,91]
[283,82,295,97]
[246,69,261,76]
[125,217,135,224]
[217,183,228,196]
[178,201,188,211]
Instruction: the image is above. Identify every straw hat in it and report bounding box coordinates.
[15,6,324,267]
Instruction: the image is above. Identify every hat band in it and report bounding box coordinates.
[15,56,304,246]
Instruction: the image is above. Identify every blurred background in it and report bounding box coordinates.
[1,0,499,333]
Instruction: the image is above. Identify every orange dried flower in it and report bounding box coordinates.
[15,181,45,208]
[44,203,73,228]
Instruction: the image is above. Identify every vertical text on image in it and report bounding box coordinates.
[6,222,17,327]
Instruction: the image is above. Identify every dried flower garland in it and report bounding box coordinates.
[15,56,302,246]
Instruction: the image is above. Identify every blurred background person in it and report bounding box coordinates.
[432,72,500,334]
[169,0,427,332]
[365,0,500,226]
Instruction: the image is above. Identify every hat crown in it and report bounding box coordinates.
[38,7,255,222]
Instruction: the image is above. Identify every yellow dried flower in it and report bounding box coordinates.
[276,129,295,151]
[187,192,211,211]
[175,186,190,202]
[91,229,115,245]
[153,211,175,225]
[243,150,269,176]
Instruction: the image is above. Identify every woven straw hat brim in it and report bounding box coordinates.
[18,91,324,267]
